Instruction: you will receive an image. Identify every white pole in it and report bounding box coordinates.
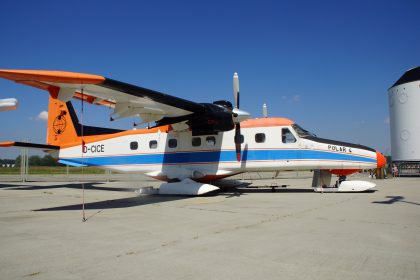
[25,147,28,181]
[262,103,268,118]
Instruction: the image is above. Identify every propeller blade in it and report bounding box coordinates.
[234,123,241,161]
[233,72,246,161]
[233,72,240,109]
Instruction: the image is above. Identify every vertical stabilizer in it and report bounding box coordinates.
[47,96,79,147]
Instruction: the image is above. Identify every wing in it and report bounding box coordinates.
[0,69,206,123]
[0,69,236,134]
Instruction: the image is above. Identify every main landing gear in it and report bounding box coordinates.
[312,170,376,193]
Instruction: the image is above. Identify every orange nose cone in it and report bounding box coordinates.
[376,151,386,168]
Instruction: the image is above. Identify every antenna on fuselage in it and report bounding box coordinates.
[262,103,268,118]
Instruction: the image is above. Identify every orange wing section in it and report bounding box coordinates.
[0,69,105,84]
[0,142,15,147]
[0,69,113,107]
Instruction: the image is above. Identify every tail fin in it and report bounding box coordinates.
[47,96,123,147]
[47,96,79,147]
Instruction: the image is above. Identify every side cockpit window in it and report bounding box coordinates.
[282,128,296,143]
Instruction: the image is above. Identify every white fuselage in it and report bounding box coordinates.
[58,120,378,181]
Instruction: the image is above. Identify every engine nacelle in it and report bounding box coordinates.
[187,103,234,135]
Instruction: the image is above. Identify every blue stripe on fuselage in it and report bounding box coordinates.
[60,149,376,167]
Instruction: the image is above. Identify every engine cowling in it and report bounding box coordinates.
[187,103,234,135]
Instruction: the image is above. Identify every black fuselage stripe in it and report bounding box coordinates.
[304,136,375,152]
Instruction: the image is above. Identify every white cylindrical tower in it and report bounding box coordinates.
[388,67,420,175]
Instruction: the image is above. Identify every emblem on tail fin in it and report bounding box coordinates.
[53,113,67,134]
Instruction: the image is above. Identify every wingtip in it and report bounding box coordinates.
[0,141,15,147]
[0,69,105,84]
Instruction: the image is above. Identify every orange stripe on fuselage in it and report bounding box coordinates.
[241,118,294,128]
[0,69,105,84]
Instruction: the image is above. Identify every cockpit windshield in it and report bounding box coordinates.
[292,124,317,138]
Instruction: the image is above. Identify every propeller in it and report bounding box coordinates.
[233,72,243,161]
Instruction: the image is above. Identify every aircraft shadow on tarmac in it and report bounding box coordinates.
[33,195,189,212]
[32,188,314,212]
[0,183,189,211]
[0,181,315,212]
[0,182,137,192]
[0,181,316,195]
[372,195,420,206]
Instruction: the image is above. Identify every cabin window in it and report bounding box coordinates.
[149,140,158,149]
[255,133,265,143]
[206,136,216,146]
[282,128,296,143]
[130,141,138,150]
[168,139,177,148]
[192,137,201,147]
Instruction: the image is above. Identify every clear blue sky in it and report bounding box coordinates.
[1,0,419,159]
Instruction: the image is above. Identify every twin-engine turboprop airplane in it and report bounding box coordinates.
[0,69,386,195]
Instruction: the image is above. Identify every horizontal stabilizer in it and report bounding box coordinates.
[0,141,59,150]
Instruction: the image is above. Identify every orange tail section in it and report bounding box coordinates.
[47,96,80,147]
[46,96,123,148]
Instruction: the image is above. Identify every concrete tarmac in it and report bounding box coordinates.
[0,174,419,279]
